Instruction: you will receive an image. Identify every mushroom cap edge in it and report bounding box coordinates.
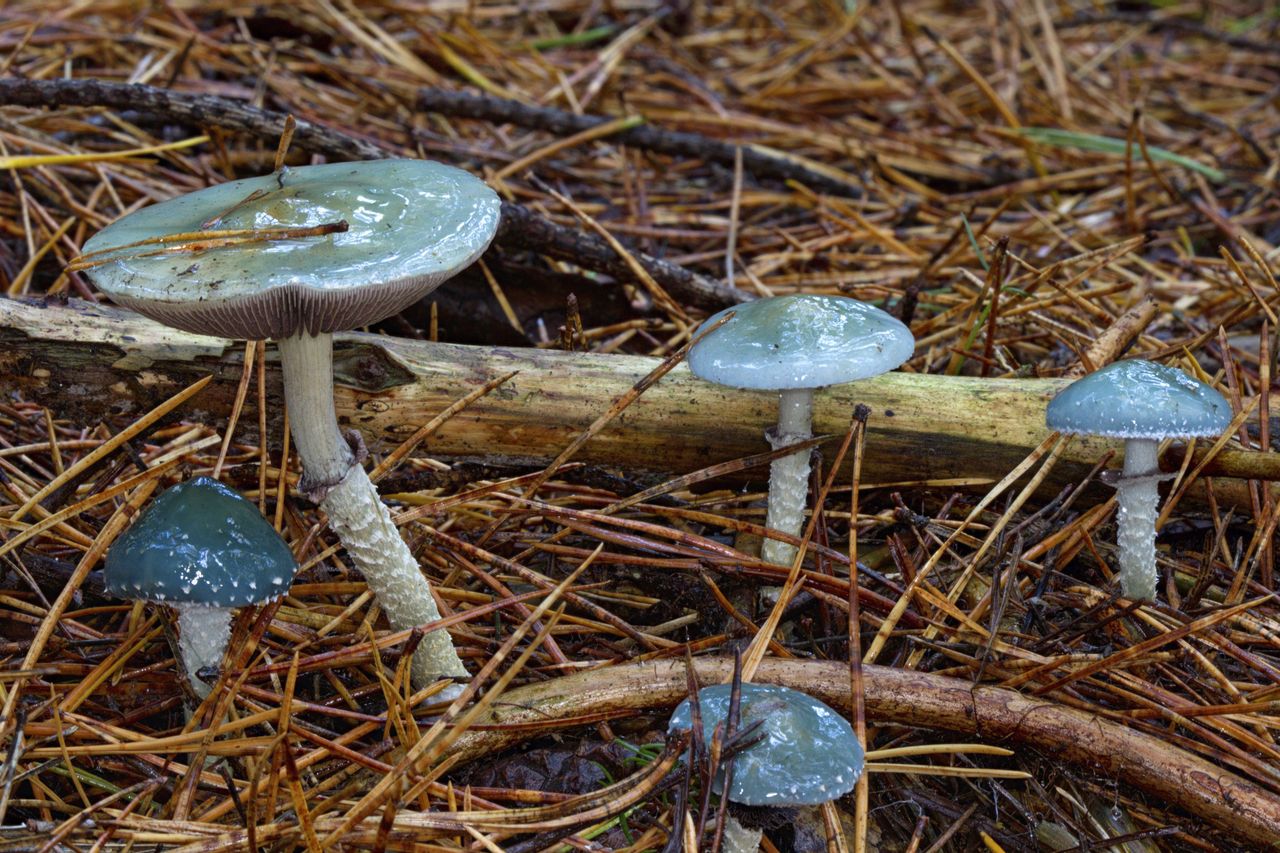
[1045,359,1231,440]
[687,294,914,391]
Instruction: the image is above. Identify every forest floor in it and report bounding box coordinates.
[0,2,1278,851]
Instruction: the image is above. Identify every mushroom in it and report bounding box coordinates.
[668,682,864,806]
[668,682,865,851]
[81,160,500,685]
[105,477,296,698]
[1045,359,1230,601]
[688,295,913,565]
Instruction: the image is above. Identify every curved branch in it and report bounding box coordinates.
[452,658,1280,849]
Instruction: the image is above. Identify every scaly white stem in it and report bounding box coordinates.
[760,388,815,567]
[1114,437,1161,601]
[278,332,468,683]
[174,604,232,698]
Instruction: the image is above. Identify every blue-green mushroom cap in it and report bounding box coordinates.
[81,159,500,339]
[668,683,864,806]
[105,477,296,607]
[1046,359,1230,440]
[688,295,913,390]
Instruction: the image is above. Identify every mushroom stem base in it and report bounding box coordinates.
[721,815,763,853]
[322,463,469,681]
[174,604,232,699]
[278,330,467,684]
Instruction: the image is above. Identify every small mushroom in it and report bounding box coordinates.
[688,295,913,565]
[668,682,863,852]
[667,682,864,807]
[105,477,296,698]
[1046,359,1230,601]
[82,160,499,685]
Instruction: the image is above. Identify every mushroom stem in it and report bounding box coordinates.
[721,815,763,853]
[760,387,815,566]
[174,604,232,699]
[1114,437,1161,601]
[277,332,468,683]
[278,331,354,489]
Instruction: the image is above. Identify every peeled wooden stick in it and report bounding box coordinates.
[1069,293,1159,376]
[0,297,1274,494]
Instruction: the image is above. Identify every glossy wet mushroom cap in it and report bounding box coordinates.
[105,476,296,605]
[1045,359,1230,602]
[106,476,297,697]
[80,159,501,339]
[668,683,864,807]
[82,159,495,685]
[688,294,913,390]
[687,294,913,567]
[1045,359,1230,439]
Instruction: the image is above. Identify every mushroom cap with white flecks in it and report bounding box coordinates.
[81,160,500,339]
[687,294,913,390]
[105,477,296,607]
[1045,359,1231,440]
[667,682,864,806]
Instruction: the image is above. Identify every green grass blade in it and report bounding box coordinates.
[961,212,989,272]
[527,25,615,51]
[1014,127,1226,182]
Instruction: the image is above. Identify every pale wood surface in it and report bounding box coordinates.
[0,298,1267,498]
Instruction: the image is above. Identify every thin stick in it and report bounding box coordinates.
[863,432,1063,665]
[517,311,732,503]
[0,477,161,737]
[66,222,349,272]
[273,114,297,172]
[847,405,871,853]
[212,339,258,479]
[725,145,744,289]
[9,374,210,522]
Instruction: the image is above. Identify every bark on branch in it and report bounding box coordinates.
[448,658,1280,850]
[416,87,863,196]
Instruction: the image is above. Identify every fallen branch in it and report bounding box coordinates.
[0,78,748,310]
[446,658,1280,850]
[416,86,863,196]
[491,201,739,310]
[1,298,1272,501]
[0,76,385,160]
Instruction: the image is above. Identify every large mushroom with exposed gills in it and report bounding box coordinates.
[81,159,501,685]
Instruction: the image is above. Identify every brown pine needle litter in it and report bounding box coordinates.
[0,2,1279,851]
